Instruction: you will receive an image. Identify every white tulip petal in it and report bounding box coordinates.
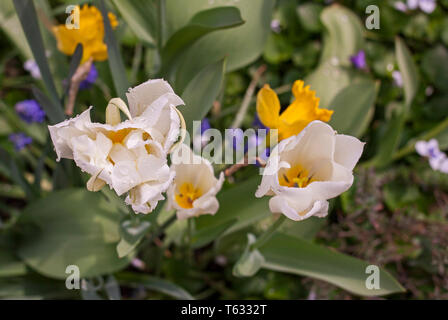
[48,107,93,160]
[127,79,184,117]
[256,120,363,222]
[334,134,365,170]
[111,161,142,195]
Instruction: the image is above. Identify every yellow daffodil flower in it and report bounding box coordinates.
[53,4,118,63]
[256,80,334,142]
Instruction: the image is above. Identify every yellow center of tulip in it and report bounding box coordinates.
[278,164,316,188]
[107,128,133,144]
[175,183,203,209]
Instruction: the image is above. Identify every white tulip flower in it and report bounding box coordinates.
[167,144,225,220]
[48,79,184,214]
[255,121,364,221]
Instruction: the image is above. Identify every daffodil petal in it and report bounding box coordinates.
[256,84,280,129]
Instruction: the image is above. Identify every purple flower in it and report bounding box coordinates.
[14,100,46,123]
[9,133,32,151]
[415,139,448,173]
[24,59,41,79]
[79,64,98,90]
[270,19,281,33]
[407,0,436,13]
[392,71,403,87]
[350,50,367,69]
[200,118,211,135]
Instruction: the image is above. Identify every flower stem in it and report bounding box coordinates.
[186,218,194,264]
[393,115,448,160]
[251,215,286,250]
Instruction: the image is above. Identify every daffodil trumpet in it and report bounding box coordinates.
[256,80,334,143]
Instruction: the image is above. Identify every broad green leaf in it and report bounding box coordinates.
[116,220,151,258]
[13,0,62,114]
[191,218,236,249]
[115,272,194,300]
[320,5,364,63]
[166,0,274,92]
[279,217,325,241]
[395,37,419,108]
[263,33,294,65]
[111,0,157,47]
[372,109,406,168]
[296,3,323,33]
[421,44,448,91]
[181,58,226,134]
[0,274,77,299]
[0,250,27,278]
[162,6,244,79]
[0,0,32,59]
[261,233,405,297]
[305,61,353,108]
[194,177,271,248]
[17,189,131,279]
[233,234,264,277]
[306,4,364,107]
[98,0,130,102]
[329,80,378,137]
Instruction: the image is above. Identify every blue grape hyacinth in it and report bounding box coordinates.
[14,100,46,124]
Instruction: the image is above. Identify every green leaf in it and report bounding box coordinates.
[421,45,448,91]
[98,0,130,102]
[0,274,77,299]
[329,80,378,137]
[32,86,66,124]
[111,0,157,47]
[395,37,419,108]
[116,220,151,258]
[296,3,323,33]
[320,4,364,63]
[263,33,294,65]
[115,272,194,300]
[166,0,274,92]
[0,250,27,278]
[17,189,131,279]
[260,233,405,297]
[372,109,406,168]
[306,4,365,107]
[233,234,265,277]
[13,0,62,112]
[0,0,32,59]
[181,58,226,134]
[0,147,36,200]
[305,61,353,108]
[194,177,271,247]
[65,44,83,96]
[191,218,236,249]
[162,6,244,78]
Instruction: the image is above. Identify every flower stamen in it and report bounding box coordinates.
[279,164,316,188]
[175,183,202,209]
